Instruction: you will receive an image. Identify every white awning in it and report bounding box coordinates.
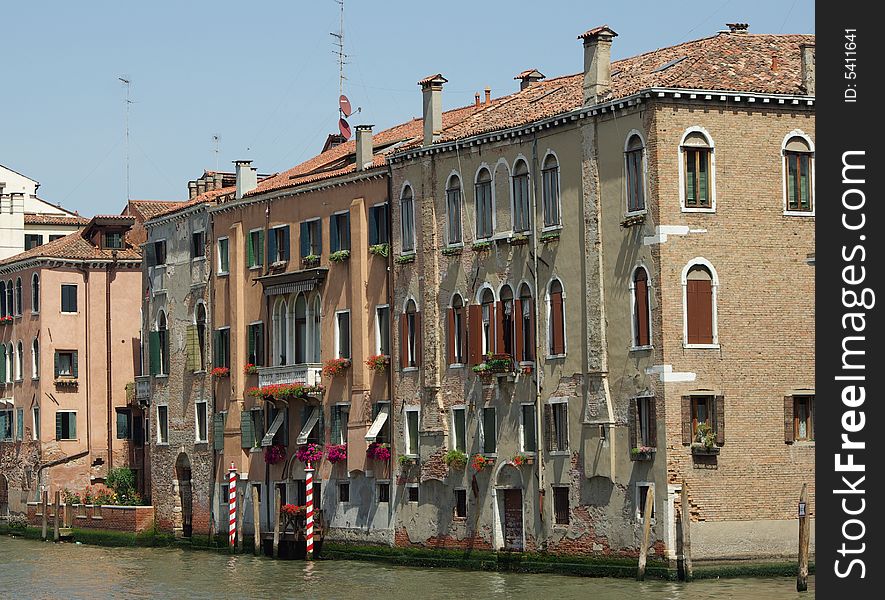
[0,398,13,407]
[261,410,286,447]
[364,404,389,442]
[296,406,320,445]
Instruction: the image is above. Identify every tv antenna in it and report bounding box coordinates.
[330,0,347,99]
[212,135,220,172]
[118,76,132,201]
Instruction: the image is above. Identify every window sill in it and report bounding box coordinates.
[156,442,169,446]
[448,363,466,369]
[790,440,815,446]
[194,440,208,446]
[624,209,648,218]
[154,374,169,380]
[192,256,206,262]
[248,265,262,271]
[680,207,715,213]
[60,311,78,315]
[216,272,230,277]
[682,343,720,350]
[629,345,654,352]
[549,450,570,457]
[402,367,419,373]
[541,225,563,233]
[783,210,815,217]
[546,354,567,360]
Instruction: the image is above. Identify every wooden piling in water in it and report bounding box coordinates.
[41,491,48,540]
[797,483,810,592]
[53,491,60,542]
[272,486,281,559]
[65,502,73,528]
[237,488,244,553]
[252,485,261,556]
[637,485,654,580]
[681,482,693,581]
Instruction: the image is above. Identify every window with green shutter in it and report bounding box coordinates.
[116,409,132,439]
[241,409,255,448]
[214,329,230,368]
[149,331,161,375]
[16,408,24,441]
[0,345,6,382]
[213,412,226,451]
[368,204,389,246]
[248,229,265,268]
[248,322,264,366]
[0,410,11,441]
[56,411,76,440]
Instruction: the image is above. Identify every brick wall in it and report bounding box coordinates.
[27,502,156,533]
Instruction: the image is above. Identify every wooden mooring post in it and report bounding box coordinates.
[681,482,693,581]
[65,502,74,528]
[252,485,261,556]
[53,491,60,542]
[797,483,810,592]
[272,486,281,558]
[637,485,655,580]
[41,491,48,540]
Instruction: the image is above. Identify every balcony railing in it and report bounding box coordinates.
[257,364,322,388]
[135,376,151,403]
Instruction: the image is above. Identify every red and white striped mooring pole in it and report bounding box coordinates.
[305,461,315,559]
[228,462,237,548]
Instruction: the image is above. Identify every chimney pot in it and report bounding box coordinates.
[188,181,198,200]
[726,22,749,33]
[515,69,546,91]
[419,73,447,147]
[234,160,258,200]
[484,87,491,105]
[578,25,618,105]
[355,125,374,171]
[475,92,481,107]
[800,43,815,95]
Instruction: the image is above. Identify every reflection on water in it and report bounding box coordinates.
[0,536,813,600]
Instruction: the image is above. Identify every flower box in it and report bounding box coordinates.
[539,231,561,243]
[302,255,320,268]
[470,454,495,472]
[329,250,350,263]
[246,383,325,399]
[398,455,417,467]
[55,379,79,387]
[511,453,535,466]
[630,447,656,461]
[365,354,390,373]
[444,450,468,469]
[264,444,287,465]
[323,358,351,378]
[508,234,530,246]
[441,246,463,256]
[0,316,13,325]
[395,254,416,265]
[471,241,492,252]
[472,353,514,376]
[281,503,305,517]
[367,442,391,461]
[327,444,347,464]
[690,444,720,456]
[369,243,390,257]
[210,367,230,378]
[243,364,259,376]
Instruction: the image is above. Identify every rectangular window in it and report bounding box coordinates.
[330,405,348,446]
[192,230,206,259]
[475,180,493,239]
[104,231,124,249]
[377,482,390,503]
[512,172,531,232]
[407,485,419,503]
[116,409,132,440]
[691,396,712,438]
[330,212,350,252]
[336,311,351,359]
[32,406,40,441]
[405,408,419,456]
[214,328,231,369]
[553,486,569,525]
[154,240,167,265]
[376,306,390,356]
[157,405,169,444]
[339,482,350,503]
[626,149,645,212]
[454,489,467,518]
[637,484,655,520]
[49,234,65,242]
[217,237,229,274]
[542,164,560,227]
[370,402,390,445]
[482,407,496,454]
[56,411,76,441]
[248,229,264,267]
[25,234,44,250]
[61,284,77,313]
[451,407,466,453]
[300,220,322,258]
[786,152,812,211]
[247,322,264,366]
[446,187,462,244]
[684,148,711,208]
[54,350,78,379]
[637,397,653,447]
[794,395,814,441]
[368,204,389,246]
[551,401,569,452]
[521,404,537,452]
[195,401,208,443]
[15,408,23,441]
[0,410,12,441]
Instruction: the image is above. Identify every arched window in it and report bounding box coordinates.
[498,285,515,356]
[0,281,6,317]
[683,262,718,346]
[512,160,531,232]
[5,281,12,318]
[631,267,651,348]
[157,311,169,375]
[480,288,495,355]
[16,340,23,381]
[310,295,321,363]
[542,154,561,227]
[400,185,416,253]
[32,338,40,380]
[475,168,493,239]
[447,294,466,365]
[273,297,288,366]
[2,344,9,383]
[402,299,420,368]
[31,273,40,313]
[625,134,646,213]
[15,277,22,316]
[294,294,307,364]
[783,134,814,213]
[195,303,207,371]
[446,175,462,245]
[548,279,566,356]
[519,284,534,362]
[681,129,714,210]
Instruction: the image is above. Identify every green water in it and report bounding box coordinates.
[0,536,813,599]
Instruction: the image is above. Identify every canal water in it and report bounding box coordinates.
[0,536,813,599]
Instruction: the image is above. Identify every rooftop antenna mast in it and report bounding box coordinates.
[213,135,220,172]
[118,76,132,201]
[331,0,347,106]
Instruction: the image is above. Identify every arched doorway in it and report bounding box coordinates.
[175,453,193,538]
[0,474,8,516]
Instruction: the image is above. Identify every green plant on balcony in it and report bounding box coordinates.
[243,363,259,375]
[302,254,321,267]
[691,422,717,453]
[329,249,351,263]
[398,454,417,467]
[471,240,492,252]
[539,230,561,243]
[443,449,468,469]
[511,452,535,466]
[441,246,463,256]
[365,354,390,373]
[471,353,513,376]
[395,253,416,265]
[369,243,390,257]
[509,233,530,246]
[630,445,656,461]
[322,358,351,378]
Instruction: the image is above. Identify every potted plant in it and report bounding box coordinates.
[365,354,390,373]
[471,240,492,252]
[471,353,513,377]
[302,254,321,268]
[539,230,561,243]
[243,363,259,375]
[323,358,351,378]
[512,452,535,466]
[0,315,13,325]
[247,383,326,400]
[369,243,389,257]
[367,442,391,461]
[295,443,323,464]
[691,423,719,455]
[264,444,287,465]
[329,249,351,263]
[444,449,468,469]
[441,246,463,256]
[395,253,416,265]
[630,445,656,461]
[509,233,529,246]
[327,443,347,464]
[281,503,305,517]
[211,366,230,378]
[470,454,494,472]
[398,454,417,467]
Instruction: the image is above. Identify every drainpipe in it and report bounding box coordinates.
[208,208,219,538]
[386,172,395,542]
[106,254,117,469]
[530,135,545,544]
[77,264,93,472]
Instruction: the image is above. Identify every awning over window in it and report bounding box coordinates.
[261,410,286,447]
[256,267,328,297]
[364,404,389,442]
[296,406,321,445]
[0,398,13,407]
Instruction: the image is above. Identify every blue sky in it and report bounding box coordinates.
[1,0,814,216]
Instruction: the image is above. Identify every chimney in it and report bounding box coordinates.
[800,43,815,95]
[726,22,749,33]
[515,69,546,91]
[234,160,258,200]
[419,73,447,146]
[205,175,215,192]
[188,181,197,199]
[196,179,206,196]
[578,25,618,105]
[484,87,491,105]
[475,92,481,107]
[214,172,224,190]
[355,125,374,171]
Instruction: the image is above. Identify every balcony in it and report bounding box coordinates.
[257,364,322,388]
[135,376,151,404]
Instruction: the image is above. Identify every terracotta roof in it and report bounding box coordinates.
[148,187,235,221]
[0,229,141,267]
[515,69,545,80]
[23,214,89,226]
[418,73,448,86]
[127,199,190,220]
[578,25,618,40]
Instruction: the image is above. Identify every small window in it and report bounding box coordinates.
[330,213,351,252]
[521,404,537,452]
[371,402,390,445]
[553,486,569,525]
[217,238,230,274]
[116,409,132,439]
[451,407,466,453]
[404,300,418,367]
[446,176,462,245]
[214,328,231,369]
[300,221,321,258]
[247,229,264,267]
[377,482,390,503]
[512,160,531,232]
[685,265,714,345]
[154,240,167,265]
[449,295,466,365]
[548,280,565,356]
[454,489,467,518]
[480,289,494,355]
[14,278,21,315]
[195,401,208,443]
[400,186,416,253]
[794,395,814,441]
[15,340,23,381]
[49,234,65,242]
[542,154,561,227]
[336,311,351,359]
[407,485,419,503]
[196,304,208,371]
[519,284,534,362]
[625,134,646,213]
[475,169,493,239]
[482,406,496,454]
[784,136,814,212]
[269,226,290,264]
[157,312,170,375]
[691,396,713,438]
[104,231,125,249]
[0,410,12,441]
[15,408,23,441]
[330,405,348,446]
[376,306,390,356]
[31,338,39,379]
[339,482,350,503]
[405,408,419,456]
[632,267,651,348]
[637,397,655,448]
[547,400,569,452]
[682,131,713,209]
[56,411,77,441]
[637,484,655,520]
[247,322,264,366]
[499,285,515,357]
[31,273,40,313]
[25,234,43,250]
[192,230,206,259]
[54,350,78,379]
[157,405,169,444]
[368,204,389,246]
[33,406,40,441]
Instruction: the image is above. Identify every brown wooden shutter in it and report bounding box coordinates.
[687,279,713,344]
[495,302,505,354]
[399,313,408,369]
[446,308,456,366]
[784,395,795,443]
[681,396,692,445]
[414,312,422,368]
[648,397,658,447]
[544,403,554,452]
[628,398,637,450]
[636,277,649,346]
[468,305,482,366]
[513,299,523,362]
[550,292,564,355]
[714,395,725,445]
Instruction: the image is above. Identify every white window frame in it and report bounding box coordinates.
[545,278,567,359]
[540,150,563,231]
[453,487,468,519]
[334,309,351,360]
[404,406,420,458]
[375,304,390,356]
[681,258,720,349]
[476,285,496,356]
[519,402,537,453]
[248,227,264,269]
[331,210,351,253]
[194,400,208,443]
[678,126,716,213]
[330,402,349,446]
[15,340,23,381]
[450,405,466,452]
[781,129,816,217]
[635,481,656,522]
[365,402,390,443]
[548,397,570,455]
[271,224,291,264]
[157,404,169,445]
[57,409,77,441]
[449,293,466,367]
[338,481,350,504]
[629,264,654,352]
[403,298,419,371]
[480,405,497,456]
[445,171,464,247]
[406,482,419,503]
[624,130,649,217]
[216,236,230,275]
